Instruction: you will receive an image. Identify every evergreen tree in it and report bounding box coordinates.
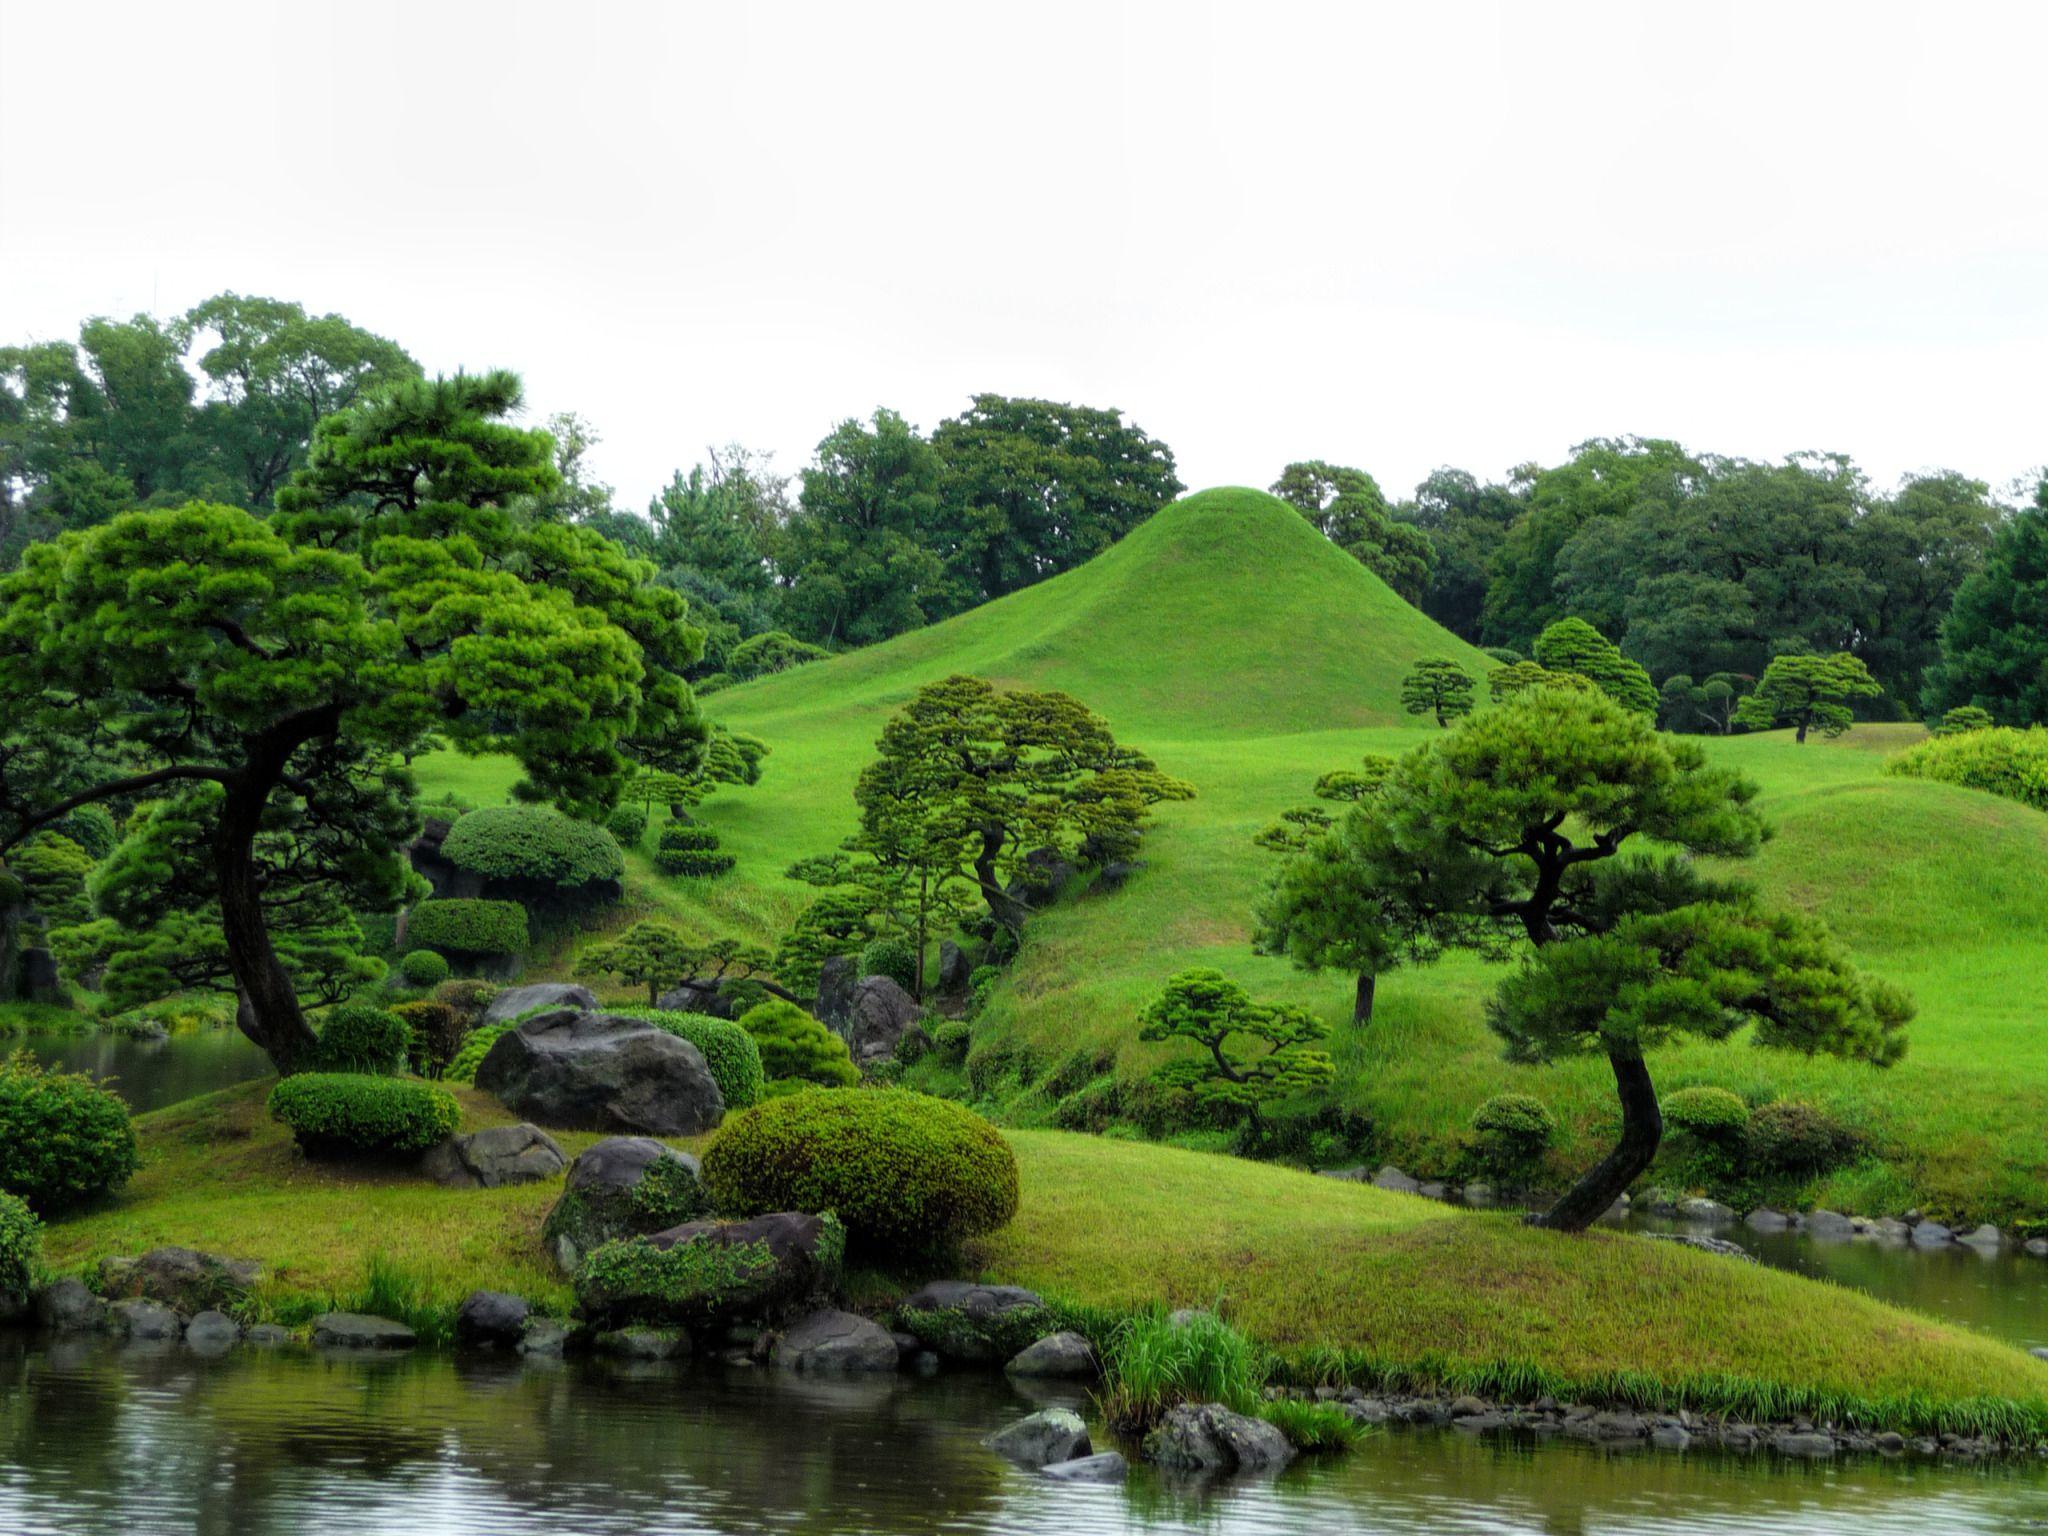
[1734,653,1883,742]
[1922,487,2048,726]
[1399,657,1477,726]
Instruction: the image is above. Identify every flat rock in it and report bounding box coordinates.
[1006,1331,1097,1379]
[1142,1403,1294,1474]
[985,1408,1091,1469]
[1802,1209,1856,1239]
[1773,1431,1837,1459]
[1643,1232,1754,1262]
[773,1308,900,1372]
[424,1123,568,1189]
[34,1278,107,1333]
[899,1280,1045,1322]
[483,982,597,1025]
[1958,1224,2003,1250]
[311,1312,417,1350]
[1909,1221,1954,1248]
[476,1009,724,1135]
[1649,1425,1692,1451]
[97,1246,260,1313]
[1041,1452,1128,1483]
[1371,1165,1420,1194]
[183,1310,242,1351]
[455,1290,530,1348]
[244,1323,292,1347]
[109,1298,182,1341]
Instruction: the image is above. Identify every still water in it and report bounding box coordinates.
[9,1027,270,1113]
[1,1339,2042,1536]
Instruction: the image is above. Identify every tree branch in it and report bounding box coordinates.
[2,765,234,853]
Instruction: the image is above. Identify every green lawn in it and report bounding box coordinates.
[416,488,2048,1224]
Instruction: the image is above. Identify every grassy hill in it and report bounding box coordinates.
[420,487,2048,1225]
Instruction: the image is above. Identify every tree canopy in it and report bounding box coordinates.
[1921,486,2048,727]
[1271,460,1435,604]
[1733,652,1883,742]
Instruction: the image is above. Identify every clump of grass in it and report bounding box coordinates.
[342,1252,457,1345]
[1096,1308,1268,1432]
[1256,1397,1367,1453]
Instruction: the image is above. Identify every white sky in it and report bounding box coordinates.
[3,1,2044,510]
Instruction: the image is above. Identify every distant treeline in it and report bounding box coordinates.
[4,295,2041,719]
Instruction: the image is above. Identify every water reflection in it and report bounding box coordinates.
[0,1338,2041,1536]
[8,1028,270,1113]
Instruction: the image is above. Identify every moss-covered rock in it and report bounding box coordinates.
[542,1135,707,1273]
[575,1210,844,1331]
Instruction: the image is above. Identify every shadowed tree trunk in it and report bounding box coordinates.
[1531,1051,1662,1231]
[1353,972,1376,1025]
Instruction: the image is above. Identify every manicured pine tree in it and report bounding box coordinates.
[1399,657,1477,726]
[1733,652,1882,742]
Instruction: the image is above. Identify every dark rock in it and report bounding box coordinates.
[476,1009,725,1135]
[1142,1403,1295,1474]
[1006,847,1077,909]
[654,981,736,1018]
[773,1309,900,1372]
[455,1290,530,1348]
[519,1317,573,1357]
[424,1123,568,1189]
[1649,1425,1692,1451]
[896,1281,1048,1361]
[109,1298,182,1341]
[1040,1452,1128,1483]
[543,1136,706,1274]
[1005,1331,1096,1378]
[1417,1180,1448,1200]
[935,940,973,998]
[1091,861,1146,896]
[578,1211,840,1331]
[985,1408,1091,1469]
[19,947,63,1005]
[1909,1220,1953,1247]
[1371,1165,1420,1194]
[311,1312,417,1349]
[1744,1208,1790,1233]
[184,1310,241,1352]
[97,1247,261,1314]
[1449,1395,1491,1418]
[34,1278,108,1333]
[1773,1431,1837,1459]
[244,1323,291,1347]
[483,982,598,1026]
[595,1327,689,1361]
[815,955,859,1031]
[1802,1208,1855,1240]
[840,975,921,1064]
[406,815,464,898]
[1452,1412,1508,1434]
[1874,1431,1907,1454]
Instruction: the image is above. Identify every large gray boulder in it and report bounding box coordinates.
[542,1136,705,1274]
[108,1298,183,1341]
[476,1009,725,1135]
[1142,1403,1295,1474]
[576,1211,841,1331]
[1006,1331,1097,1378]
[655,981,735,1018]
[35,1279,107,1333]
[423,1123,567,1189]
[815,955,859,1031]
[985,1408,1091,1469]
[896,1280,1048,1362]
[184,1310,242,1353]
[455,1290,531,1349]
[840,975,922,1065]
[97,1247,260,1314]
[483,982,597,1026]
[772,1309,901,1372]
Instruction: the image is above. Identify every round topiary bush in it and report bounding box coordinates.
[0,1053,138,1213]
[1468,1092,1556,1186]
[443,1025,510,1085]
[441,805,625,892]
[314,1004,410,1074]
[703,1087,1018,1256]
[48,804,118,860]
[859,935,919,992]
[0,1190,40,1312]
[406,898,529,960]
[929,1020,972,1065]
[605,802,649,849]
[737,999,859,1089]
[1745,1099,1863,1176]
[268,1073,460,1158]
[611,1007,765,1109]
[1663,1085,1750,1142]
[399,949,451,988]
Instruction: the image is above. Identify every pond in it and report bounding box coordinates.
[1,1338,2042,1536]
[8,1027,271,1113]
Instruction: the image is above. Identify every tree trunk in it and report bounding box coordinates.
[975,827,1029,935]
[1531,1051,1662,1232]
[1353,972,1376,1025]
[214,777,319,1074]
[1794,717,1809,744]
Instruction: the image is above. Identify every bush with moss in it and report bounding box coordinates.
[398,949,451,988]
[1746,1099,1863,1177]
[441,805,625,897]
[406,899,529,960]
[736,999,858,1089]
[928,1020,972,1066]
[858,935,919,993]
[443,1024,510,1085]
[392,1001,466,1077]
[268,1073,459,1158]
[575,1212,844,1329]
[605,802,650,849]
[610,1007,764,1108]
[0,1052,137,1213]
[654,823,736,878]
[432,978,500,1022]
[314,1004,410,1074]
[703,1088,1019,1257]
[0,1191,39,1312]
[1467,1092,1555,1187]
[1886,725,2048,813]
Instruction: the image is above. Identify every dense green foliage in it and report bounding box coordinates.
[0,1052,137,1212]
[439,806,625,896]
[406,899,529,959]
[857,934,919,992]
[313,1004,410,1075]
[1662,1085,1750,1140]
[267,1073,459,1157]
[1886,726,2048,812]
[391,1001,466,1077]
[1744,1099,1864,1178]
[603,802,649,848]
[1922,490,2048,725]
[609,1006,765,1108]
[653,822,736,878]
[579,923,775,1006]
[9,833,94,926]
[703,1087,1019,1255]
[1531,617,1657,714]
[399,949,450,988]
[442,1025,510,1085]
[1466,1092,1556,1186]
[1733,652,1883,741]
[1272,461,1434,604]
[1397,657,1475,726]
[0,1191,39,1310]
[737,1000,860,1088]
[1138,968,1334,1123]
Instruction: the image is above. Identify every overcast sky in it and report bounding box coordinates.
[3,1,2043,510]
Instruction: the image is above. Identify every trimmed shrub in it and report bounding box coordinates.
[1746,1099,1863,1177]
[399,949,451,988]
[443,1025,510,1085]
[929,1020,972,1065]
[1664,1085,1750,1141]
[737,1000,858,1088]
[440,805,625,890]
[392,1001,466,1077]
[406,899,529,959]
[859,935,919,993]
[1468,1092,1555,1186]
[0,1191,39,1311]
[48,804,118,861]
[1934,705,1995,736]
[269,1073,460,1158]
[432,978,500,1022]
[703,1088,1019,1256]
[314,1004,409,1075]
[0,1052,137,1212]
[654,823,736,878]
[611,1007,765,1109]
[1886,725,2048,813]
[605,802,649,849]
[729,629,829,680]
[12,834,95,926]
[659,824,720,851]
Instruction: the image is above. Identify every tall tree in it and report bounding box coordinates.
[1921,483,2048,726]
[1396,466,1525,642]
[932,395,1181,606]
[1271,461,1435,604]
[0,372,707,1070]
[1532,618,1657,714]
[1854,471,2003,703]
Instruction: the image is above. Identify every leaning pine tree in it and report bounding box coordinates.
[1262,683,1910,1229]
[0,372,709,1072]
